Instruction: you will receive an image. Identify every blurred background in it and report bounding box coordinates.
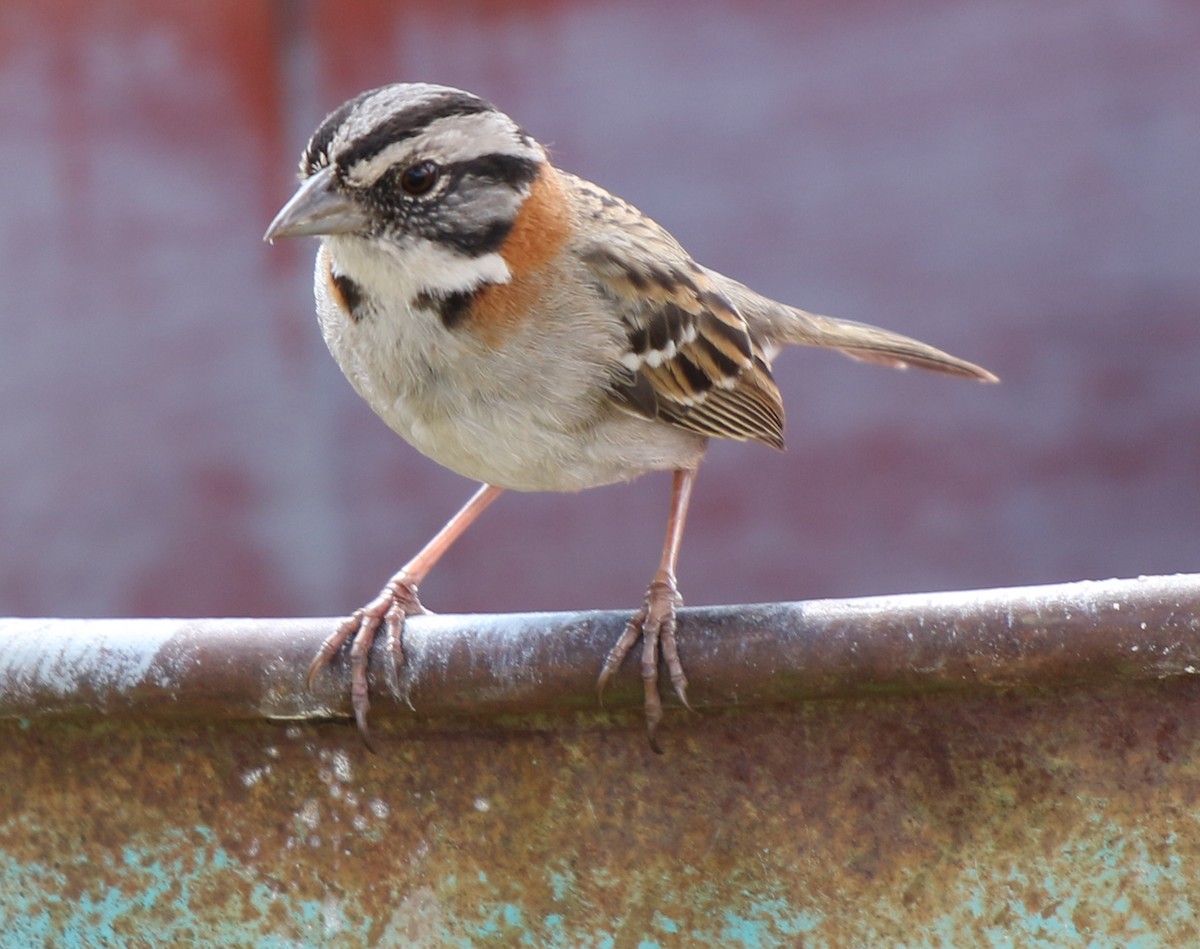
[1,0,1196,620]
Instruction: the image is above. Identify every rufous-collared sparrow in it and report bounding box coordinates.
[266,82,996,751]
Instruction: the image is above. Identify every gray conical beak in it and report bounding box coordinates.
[264,166,371,241]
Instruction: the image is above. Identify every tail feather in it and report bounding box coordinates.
[790,311,999,383]
[714,273,997,383]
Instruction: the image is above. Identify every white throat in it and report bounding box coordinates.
[326,233,511,305]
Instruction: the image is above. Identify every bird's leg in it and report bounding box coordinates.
[307,483,504,749]
[598,467,697,752]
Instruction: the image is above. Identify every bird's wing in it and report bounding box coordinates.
[580,232,786,449]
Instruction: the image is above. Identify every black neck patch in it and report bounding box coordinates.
[415,288,477,330]
[331,272,367,320]
[434,217,515,258]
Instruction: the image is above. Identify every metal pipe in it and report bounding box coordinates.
[1,574,1197,724]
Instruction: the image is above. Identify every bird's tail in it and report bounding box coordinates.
[777,308,998,382]
[718,274,998,382]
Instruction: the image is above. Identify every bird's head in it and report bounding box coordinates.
[265,83,546,260]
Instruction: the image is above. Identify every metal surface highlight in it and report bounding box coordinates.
[1,574,1198,727]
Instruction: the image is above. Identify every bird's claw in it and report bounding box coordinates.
[597,575,690,753]
[306,574,425,750]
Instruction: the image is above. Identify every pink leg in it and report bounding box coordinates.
[307,483,504,749]
[597,468,697,752]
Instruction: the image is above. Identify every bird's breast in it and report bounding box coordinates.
[312,236,706,492]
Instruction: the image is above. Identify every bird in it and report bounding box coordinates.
[265,82,997,752]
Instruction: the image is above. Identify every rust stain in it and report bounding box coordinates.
[4,680,1200,945]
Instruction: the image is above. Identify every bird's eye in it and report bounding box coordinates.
[399,160,440,196]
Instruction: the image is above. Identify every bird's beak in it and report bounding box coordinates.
[264,166,371,241]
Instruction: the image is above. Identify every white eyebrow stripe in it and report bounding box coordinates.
[345,112,543,186]
[331,84,458,153]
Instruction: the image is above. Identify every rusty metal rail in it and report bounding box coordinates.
[2,574,1198,725]
[5,574,1200,946]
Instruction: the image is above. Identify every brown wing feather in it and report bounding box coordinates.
[580,227,786,449]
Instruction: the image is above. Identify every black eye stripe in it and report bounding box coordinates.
[448,154,539,191]
[376,155,539,197]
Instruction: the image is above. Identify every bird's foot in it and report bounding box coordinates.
[597,574,691,753]
[306,573,426,751]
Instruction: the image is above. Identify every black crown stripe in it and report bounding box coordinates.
[340,93,495,171]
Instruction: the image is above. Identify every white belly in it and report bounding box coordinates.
[313,243,705,492]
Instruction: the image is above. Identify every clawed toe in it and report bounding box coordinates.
[305,576,424,749]
[597,574,691,753]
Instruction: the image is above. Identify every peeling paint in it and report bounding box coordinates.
[3,679,1200,946]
